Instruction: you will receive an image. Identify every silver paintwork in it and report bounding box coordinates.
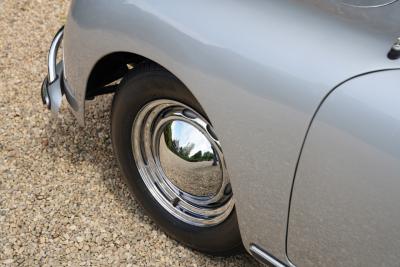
[287,70,400,266]
[131,99,234,227]
[49,0,400,265]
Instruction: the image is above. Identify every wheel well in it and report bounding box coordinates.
[85,51,207,120]
[86,52,147,99]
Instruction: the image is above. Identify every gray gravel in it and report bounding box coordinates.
[0,0,260,266]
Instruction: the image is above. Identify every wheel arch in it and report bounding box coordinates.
[83,50,208,121]
[85,51,145,98]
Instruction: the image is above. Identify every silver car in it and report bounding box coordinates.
[41,0,400,266]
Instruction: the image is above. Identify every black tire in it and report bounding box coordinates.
[111,62,243,255]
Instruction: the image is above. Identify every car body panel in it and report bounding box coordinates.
[62,0,400,263]
[287,69,400,266]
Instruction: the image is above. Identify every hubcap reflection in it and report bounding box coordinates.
[131,99,234,226]
[159,121,222,197]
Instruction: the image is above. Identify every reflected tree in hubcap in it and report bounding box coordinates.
[159,121,223,198]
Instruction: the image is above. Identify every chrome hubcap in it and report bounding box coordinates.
[131,99,234,226]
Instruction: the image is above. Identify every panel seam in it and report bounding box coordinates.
[284,68,400,265]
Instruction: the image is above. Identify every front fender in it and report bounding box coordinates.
[63,0,400,263]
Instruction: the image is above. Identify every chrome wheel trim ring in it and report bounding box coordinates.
[131,99,234,227]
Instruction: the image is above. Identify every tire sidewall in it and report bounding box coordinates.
[111,69,242,255]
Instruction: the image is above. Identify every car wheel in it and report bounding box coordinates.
[111,62,243,255]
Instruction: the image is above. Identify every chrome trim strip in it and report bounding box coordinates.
[249,244,288,267]
[341,0,398,8]
[48,26,64,83]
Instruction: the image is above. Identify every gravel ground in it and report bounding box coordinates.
[0,0,260,266]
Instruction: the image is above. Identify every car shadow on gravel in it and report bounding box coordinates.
[42,94,259,266]
[42,95,155,226]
